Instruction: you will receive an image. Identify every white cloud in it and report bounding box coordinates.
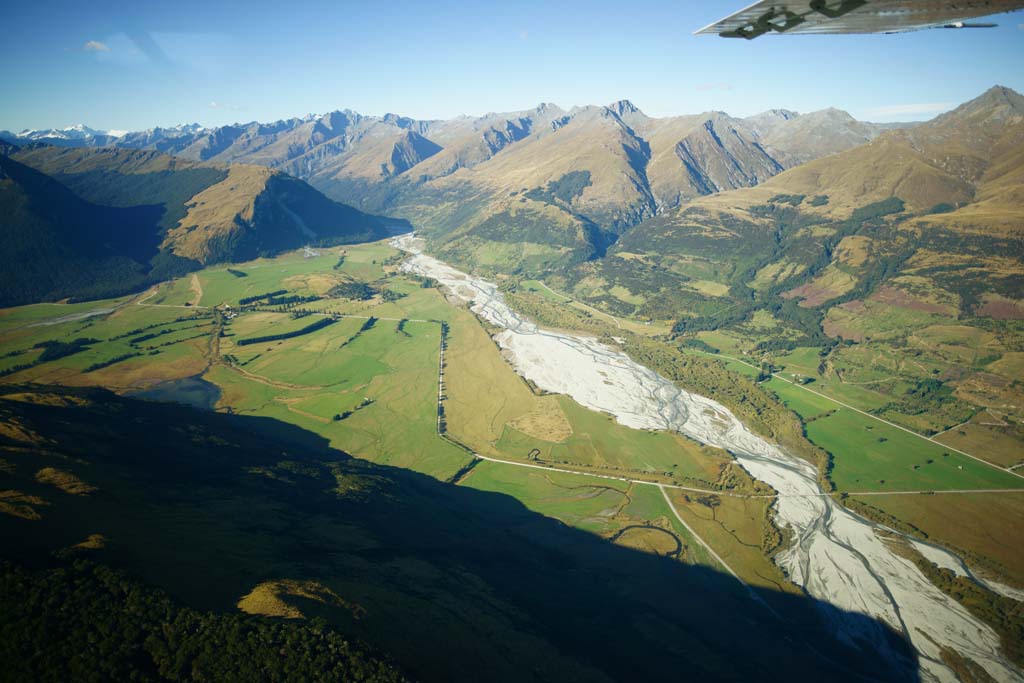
[209,101,221,109]
[865,102,954,118]
[83,40,110,52]
[696,82,733,92]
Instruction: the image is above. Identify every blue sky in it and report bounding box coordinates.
[2,0,1022,132]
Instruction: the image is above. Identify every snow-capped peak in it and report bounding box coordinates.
[14,124,109,140]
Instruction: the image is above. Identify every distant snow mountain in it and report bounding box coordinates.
[13,124,109,141]
[0,123,206,145]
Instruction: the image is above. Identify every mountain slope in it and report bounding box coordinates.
[0,155,168,305]
[372,102,907,274]
[577,85,1022,315]
[0,384,915,682]
[760,108,907,165]
[1,145,391,305]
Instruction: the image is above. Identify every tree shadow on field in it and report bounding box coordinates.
[0,384,921,683]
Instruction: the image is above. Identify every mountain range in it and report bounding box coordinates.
[2,86,1018,317]
[1,101,909,272]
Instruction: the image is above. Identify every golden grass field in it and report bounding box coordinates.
[34,467,96,496]
[663,487,797,594]
[238,579,363,621]
[851,492,1024,587]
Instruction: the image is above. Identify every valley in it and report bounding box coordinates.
[2,230,1022,681]
[2,83,1023,683]
[0,241,909,682]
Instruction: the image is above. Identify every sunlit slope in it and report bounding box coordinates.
[601,85,1024,309]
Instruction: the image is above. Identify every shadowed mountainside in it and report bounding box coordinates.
[0,384,919,683]
[0,145,396,306]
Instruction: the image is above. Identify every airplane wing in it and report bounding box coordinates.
[696,0,1024,38]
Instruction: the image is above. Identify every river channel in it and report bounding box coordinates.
[394,233,1020,683]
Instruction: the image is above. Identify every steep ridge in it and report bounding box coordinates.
[666,115,783,197]
[385,130,443,176]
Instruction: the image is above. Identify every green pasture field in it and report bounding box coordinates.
[0,242,470,482]
[521,279,568,303]
[206,256,336,305]
[332,242,392,281]
[213,309,470,480]
[462,461,630,531]
[763,378,835,420]
[227,310,331,340]
[694,330,750,356]
[145,276,197,306]
[676,346,764,381]
[0,298,131,335]
[134,318,213,343]
[0,298,213,387]
[763,362,895,414]
[933,420,1024,469]
[663,487,797,594]
[775,347,823,376]
[811,380,893,413]
[225,315,387,386]
[492,396,727,484]
[721,357,762,380]
[849,492,1024,587]
[807,409,1024,492]
[621,483,717,569]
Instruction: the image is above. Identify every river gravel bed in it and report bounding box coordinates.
[394,235,1021,683]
